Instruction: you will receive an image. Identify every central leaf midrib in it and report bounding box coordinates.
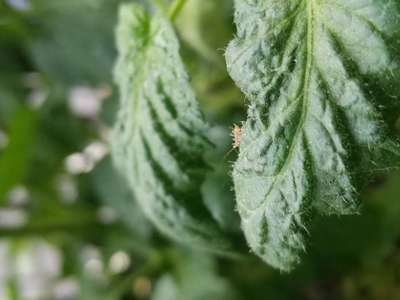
[132,24,161,130]
[249,0,316,215]
[270,0,315,180]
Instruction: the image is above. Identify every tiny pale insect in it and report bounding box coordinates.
[231,124,242,149]
[225,124,242,159]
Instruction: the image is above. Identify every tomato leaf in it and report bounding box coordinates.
[226,0,400,271]
[112,4,231,252]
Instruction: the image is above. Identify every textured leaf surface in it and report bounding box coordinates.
[226,0,400,270]
[112,4,230,251]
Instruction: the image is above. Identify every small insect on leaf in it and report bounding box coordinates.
[225,124,242,159]
[231,124,242,149]
[226,0,400,271]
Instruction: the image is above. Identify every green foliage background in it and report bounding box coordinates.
[0,0,400,299]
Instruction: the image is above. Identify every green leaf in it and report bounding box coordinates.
[112,4,231,252]
[226,0,400,271]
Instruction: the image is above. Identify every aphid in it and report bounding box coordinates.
[231,124,242,149]
[225,124,242,158]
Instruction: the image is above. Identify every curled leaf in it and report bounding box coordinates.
[112,4,231,252]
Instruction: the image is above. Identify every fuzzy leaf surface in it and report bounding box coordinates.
[112,4,230,252]
[226,0,400,270]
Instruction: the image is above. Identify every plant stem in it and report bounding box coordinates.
[168,0,189,21]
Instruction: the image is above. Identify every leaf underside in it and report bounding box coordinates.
[226,0,400,271]
[112,4,231,252]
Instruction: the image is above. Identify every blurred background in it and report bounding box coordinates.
[1,0,400,299]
